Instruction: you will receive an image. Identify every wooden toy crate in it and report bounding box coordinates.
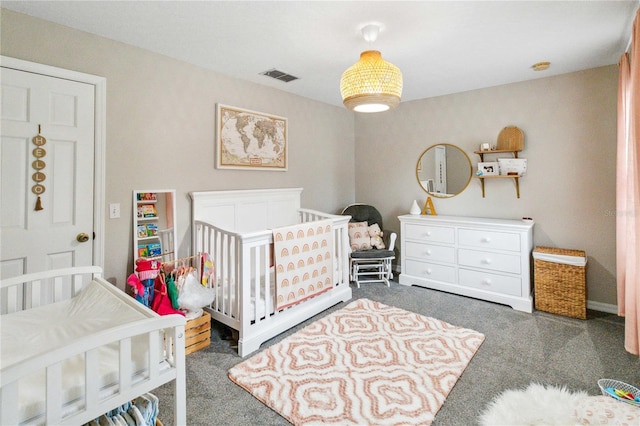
[185,311,211,355]
[533,246,587,319]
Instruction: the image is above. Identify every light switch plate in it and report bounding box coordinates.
[109,203,120,219]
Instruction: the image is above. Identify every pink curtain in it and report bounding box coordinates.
[617,9,640,355]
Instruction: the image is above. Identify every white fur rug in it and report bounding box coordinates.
[479,383,640,425]
[479,383,588,425]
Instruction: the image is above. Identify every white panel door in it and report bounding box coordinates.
[1,67,95,277]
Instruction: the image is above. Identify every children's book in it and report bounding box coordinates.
[140,204,157,218]
[137,192,157,201]
[146,223,158,236]
[148,243,162,257]
[138,245,149,257]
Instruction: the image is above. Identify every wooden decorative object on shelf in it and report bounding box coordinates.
[496,126,524,151]
[421,197,437,216]
[474,126,525,160]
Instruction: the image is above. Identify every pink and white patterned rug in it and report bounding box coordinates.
[228,298,485,425]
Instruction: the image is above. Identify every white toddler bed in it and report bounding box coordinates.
[190,188,352,357]
[0,266,186,425]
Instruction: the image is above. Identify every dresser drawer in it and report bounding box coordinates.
[406,259,456,284]
[459,268,522,296]
[458,249,521,274]
[405,241,455,263]
[458,229,520,252]
[405,224,454,244]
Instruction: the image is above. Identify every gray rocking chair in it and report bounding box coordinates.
[341,204,397,287]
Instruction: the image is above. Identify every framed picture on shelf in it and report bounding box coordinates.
[477,162,499,176]
[215,104,288,171]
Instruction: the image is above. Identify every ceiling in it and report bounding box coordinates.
[2,1,638,108]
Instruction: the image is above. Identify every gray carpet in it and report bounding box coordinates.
[154,281,640,425]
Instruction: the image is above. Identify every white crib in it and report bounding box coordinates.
[190,188,352,357]
[0,267,186,425]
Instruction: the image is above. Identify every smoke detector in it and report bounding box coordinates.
[532,61,551,71]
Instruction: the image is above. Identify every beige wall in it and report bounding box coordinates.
[1,9,356,287]
[2,9,620,306]
[355,66,618,305]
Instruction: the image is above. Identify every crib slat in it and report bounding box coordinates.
[30,278,43,309]
[73,273,85,295]
[226,233,236,318]
[220,231,227,315]
[263,243,271,324]
[217,227,222,314]
[119,337,132,392]
[149,330,160,381]
[240,240,252,332]
[85,348,100,413]
[54,275,64,303]
[46,362,63,424]
[3,286,19,314]
[252,245,259,323]
[0,381,19,425]
[214,227,222,313]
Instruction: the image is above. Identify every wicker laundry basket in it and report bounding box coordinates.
[533,246,587,319]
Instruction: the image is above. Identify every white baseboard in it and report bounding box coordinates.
[587,300,618,314]
[393,267,619,315]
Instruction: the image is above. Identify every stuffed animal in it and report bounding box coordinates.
[368,223,386,249]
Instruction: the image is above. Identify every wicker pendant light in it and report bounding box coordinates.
[340,24,403,113]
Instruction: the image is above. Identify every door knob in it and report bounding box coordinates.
[76,232,90,243]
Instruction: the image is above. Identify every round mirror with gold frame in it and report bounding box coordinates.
[416,143,472,197]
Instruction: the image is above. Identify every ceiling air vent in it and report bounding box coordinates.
[260,69,299,83]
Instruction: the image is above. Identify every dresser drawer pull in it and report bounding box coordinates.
[425,268,432,275]
[481,258,492,265]
[425,249,432,256]
[481,279,492,286]
[481,237,491,243]
[425,231,432,237]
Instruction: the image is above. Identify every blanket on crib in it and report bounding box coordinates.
[272,219,333,310]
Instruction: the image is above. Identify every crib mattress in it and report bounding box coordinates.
[1,279,165,424]
[213,272,276,321]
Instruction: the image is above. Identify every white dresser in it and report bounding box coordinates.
[398,215,534,312]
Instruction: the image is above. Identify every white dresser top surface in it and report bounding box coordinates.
[398,214,534,230]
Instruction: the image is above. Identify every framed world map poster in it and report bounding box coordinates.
[216,104,288,171]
